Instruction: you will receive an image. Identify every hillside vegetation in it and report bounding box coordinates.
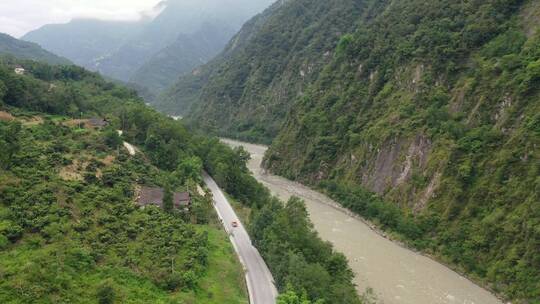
[0,57,364,303]
[21,19,144,69]
[155,0,538,302]
[264,0,540,302]
[0,57,250,303]
[129,22,238,96]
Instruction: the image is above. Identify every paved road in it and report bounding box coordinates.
[203,172,278,304]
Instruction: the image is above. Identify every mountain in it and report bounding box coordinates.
[155,0,371,143]
[263,0,539,303]
[159,0,539,302]
[0,33,70,65]
[23,0,274,97]
[21,19,144,68]
[128,22,238,95]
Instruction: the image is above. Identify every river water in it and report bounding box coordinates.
[222,138,503,304]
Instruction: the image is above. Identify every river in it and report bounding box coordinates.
[222,138,503,304]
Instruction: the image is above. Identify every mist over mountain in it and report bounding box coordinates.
[23,19,145,68]
[23,0,274,97]
[129,22,237,95]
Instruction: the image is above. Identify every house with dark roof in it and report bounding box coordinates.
[136,186,191,210]
[88,118,109,128]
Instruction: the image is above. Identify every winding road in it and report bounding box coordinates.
[223,138,503,304]
[203,171,278,304]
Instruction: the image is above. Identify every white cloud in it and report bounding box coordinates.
[0,0,162,37]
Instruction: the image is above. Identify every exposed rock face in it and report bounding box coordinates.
[353,135,434,210]
[414,172,441,213]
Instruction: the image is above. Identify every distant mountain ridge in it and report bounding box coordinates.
[22,0,274,98]
[22,19,144,69]
[0,33,71,65]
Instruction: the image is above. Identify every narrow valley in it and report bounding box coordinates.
[1,0,538,303]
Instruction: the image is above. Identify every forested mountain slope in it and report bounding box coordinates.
[156,0,376,143]
[0,58,362,303]
[264,0,540,302]
[0,33,70,65]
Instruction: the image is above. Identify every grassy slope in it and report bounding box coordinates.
[0,227,246,304]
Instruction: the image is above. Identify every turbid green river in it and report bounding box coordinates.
[222,138,504,304]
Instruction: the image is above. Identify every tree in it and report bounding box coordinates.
[163,186,174,213]
[0,121,22,169]
[96,280,115,304]
[234,146,251,168]
[277,284,320,304]
[0,234,8,250]
[0,79,6,106]
[174,156,203,184]
[104,128,122,149]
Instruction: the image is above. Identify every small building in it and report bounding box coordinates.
[88,118,109,128]
[136,186,191,210]
[14,67,25,75]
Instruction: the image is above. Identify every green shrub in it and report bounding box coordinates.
[96,280,116,304]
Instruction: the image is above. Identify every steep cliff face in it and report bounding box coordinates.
[265,0,540,302]
[156,0,382,143]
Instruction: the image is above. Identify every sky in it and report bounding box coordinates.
[0,0,163,38]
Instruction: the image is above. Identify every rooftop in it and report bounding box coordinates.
[88,118,109,128]
[136,186,191,209]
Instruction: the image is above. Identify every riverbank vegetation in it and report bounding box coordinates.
[156,1,540,299]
